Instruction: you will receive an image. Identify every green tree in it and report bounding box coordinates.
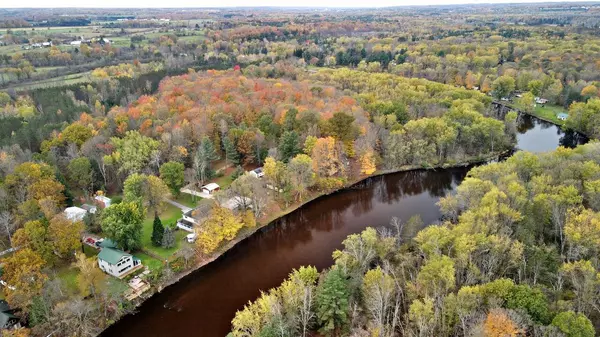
[162,225,175,249]
[315,267,350,336]
[160,161,185,197]
[101,201,145,251]
[552,311,594,337]
[194,137,220,185]
[289,154,315,201]
[67,157,93,196]
[516,92,535,113]
[151,213,164,247]
[223,136,240,166]
[491,75,516,100]
[109,131,159,174]
[527,80,543,97]
[278,131,299,163]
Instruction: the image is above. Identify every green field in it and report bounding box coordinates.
[530,104,568,125]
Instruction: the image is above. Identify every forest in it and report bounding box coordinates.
[0,3,599,337]
[230,143,600,337]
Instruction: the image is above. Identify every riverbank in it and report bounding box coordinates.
[102,149,510,335]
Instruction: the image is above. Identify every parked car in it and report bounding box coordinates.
[186,233,197,243]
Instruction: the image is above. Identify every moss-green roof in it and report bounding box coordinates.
[98,247,130,265]
[99,239,118,249]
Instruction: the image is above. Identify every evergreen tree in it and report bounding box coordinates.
[151,213,164,247]
[316,267,350,336]
[162,225,175,249]
[278,131,299,163]
[194,137,220,184]
[223,137,240,166]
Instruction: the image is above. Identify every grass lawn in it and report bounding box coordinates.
[83,244,99,257]
[141,203,189,259]
[174,193,201,208]
[135,252,163,271]
[214,174,235,189]
[56,265,80,295]
[531,104,568,125]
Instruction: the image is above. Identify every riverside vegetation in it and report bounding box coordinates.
[1,4,600,337]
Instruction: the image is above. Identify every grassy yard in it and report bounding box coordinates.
[174,193,201,208]
[214,174,235,189]
[140,203,189,259]
[135,252,163,271]
[56,265,81,295]
[530,104,568,125]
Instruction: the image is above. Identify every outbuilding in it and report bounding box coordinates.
[63,206,87,222]
[557,113,569,121]
[201,183,220,195]
[249,167,264,178]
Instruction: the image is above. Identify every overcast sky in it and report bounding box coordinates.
[0,0,591,9]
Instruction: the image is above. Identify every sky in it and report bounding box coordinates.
[1,0,592,8]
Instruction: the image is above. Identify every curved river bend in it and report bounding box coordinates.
[103,115,586,337]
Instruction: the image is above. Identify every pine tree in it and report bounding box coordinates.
[162,225,175,249]
[316,267,350,336]
[151,213,164,246]
[223,137,240,166]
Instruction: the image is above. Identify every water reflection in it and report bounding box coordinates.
[102,168,467,337]
[103,115,582,337]
[516,114,587,152]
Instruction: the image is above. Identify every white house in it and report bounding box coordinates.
[177,201,213,232]
[63,206,87,222]
[249,167,264,178]
[70,40,82,46]
[94,195,112,208]
[201,183,220,194]
[98,247,142,278]
[535,97,548,104]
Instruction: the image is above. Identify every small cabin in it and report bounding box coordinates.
[201,183,220,195]
[63,206,87,222]
[557,113,569,121]
[98,247,142,278]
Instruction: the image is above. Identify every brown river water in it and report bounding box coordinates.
[102,115,586,337]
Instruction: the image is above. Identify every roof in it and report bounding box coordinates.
[557,113,569,118]
[81,204,97,211]
[64,206,87,215]
[202,183,220,191]
[98,247,131,265]
[0,300,16,328]
[0,311,16,328]
[99,239,118,249]
[95,195,111,202]
[252,167,263,174]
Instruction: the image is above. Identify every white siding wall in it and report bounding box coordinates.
[98,256,134,277]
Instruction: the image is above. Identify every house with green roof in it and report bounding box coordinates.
[97,247,142,278]
[0,300,20,330]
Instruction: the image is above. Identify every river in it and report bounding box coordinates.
[102,114,587,337]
